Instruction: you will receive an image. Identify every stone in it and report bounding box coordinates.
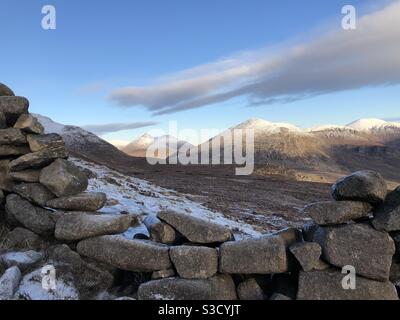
[7,227,45,250]
[40,159,88,197]
[5,194,58,236]
[138,275,238,300]
[273,227,303,248]
[14,114,44,134]
[27,133,65,152]
[0,96,29,125]
[157,210,233,244]
[55,212,132,241]
[13,182,55,206]
[46,192,106,211]
[372,187,400,232]
[0,83,15,96]
[0,160,15,192]
[47,244,83,269]
[77,235,171,272]
[0,128,26,145]
[0,144,30,157]
[1,250,43,271]
[289,242,329,272]
[170,245,218,279]
[303,201,372,225]
[0,266,21,300]
[219,235,288,274]
[302,221,320,242]
[390,260,400,283]
[237,278,265,300]
[270,293,292,300]
[47,244,114,299]
[314,223,395,281]
[0,111,6,129]
[331,170,387,204]
[297,270,398,300]
[15,268,79,300]
[144,215,180,244]
[151,269,176,280]
[10,147,68,171]
[10,169,41,183]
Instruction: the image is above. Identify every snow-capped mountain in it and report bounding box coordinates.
[122,133,193,159]
[347,118,400,131]
[34,114,137,170]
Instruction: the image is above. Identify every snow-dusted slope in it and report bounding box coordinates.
[347,118,400,131]
[72,157,261,238]
[233,118,304,134]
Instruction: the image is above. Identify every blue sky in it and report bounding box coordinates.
[1,0,400,145]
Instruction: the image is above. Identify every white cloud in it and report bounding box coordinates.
[109,1,400,115]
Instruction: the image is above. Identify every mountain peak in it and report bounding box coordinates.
[234,117,302,134]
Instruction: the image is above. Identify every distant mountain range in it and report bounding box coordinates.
[121,133,193,159]
[35,114,400,182]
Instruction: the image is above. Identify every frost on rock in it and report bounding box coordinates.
[15,268,79,300]
[71,157,261,239]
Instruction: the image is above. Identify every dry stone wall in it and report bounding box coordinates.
[1,82,400,300]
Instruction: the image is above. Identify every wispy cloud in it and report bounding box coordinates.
[108,1,400,115]
[82,122,158,135]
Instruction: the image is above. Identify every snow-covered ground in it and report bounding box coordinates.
[72,157,261,239]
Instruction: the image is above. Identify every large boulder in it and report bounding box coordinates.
[1,251,43,271]
[27,133,65,152]
[5,194,58,236]
[13,182,55,206]
[169,245,218,279]
[331,170,387,204]
[77,235,172,272]
[0,83,15,96]
[143,215,181,244]
[46,192,106,211]
[10,169,41,183]
[40,159,88,197]
[219,235,288,274]
[303,201,372,225]
[6,227,45,250]
[314,223,395,281]
[157,211,233,244]
[297,270,398,300]
[47,244,115,299]
[138,275,238,300]
[55,212,132,241]
[14,114,44,134]
[0,128,26,145]
[0,144,30,157]
[0,266,21,300]
[0,96,29,125]
[372,187,400,232]
[289,242,329,272]
[9,147,68,171]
